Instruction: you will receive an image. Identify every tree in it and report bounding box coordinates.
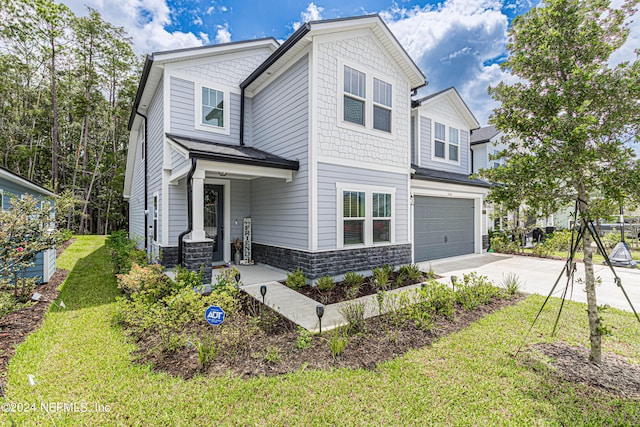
[481,0,640,363]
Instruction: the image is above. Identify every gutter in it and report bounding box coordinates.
[135,111,149,251]
[128,55,154,131]
[178,158,198,266]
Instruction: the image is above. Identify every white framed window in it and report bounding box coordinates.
[338,61,395,136]
[433,121,460,163]
[343,66,366,126]
[337,183,395,248]
[194,81,231,134]
[373,78,392,132]
[152,194,158,243]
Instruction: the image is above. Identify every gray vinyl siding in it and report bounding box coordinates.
[171,149,189,172]
[168,180,187,245]
[419,116,431,166]
[129,132,145,245]
[410,115,415,164]
[169,76,240,145]
[248,54,309,249]
[147,81,164,250]
[0,176,56,283]
[230,180,250,240]
[419,116,470,174]
[317,163,409,250]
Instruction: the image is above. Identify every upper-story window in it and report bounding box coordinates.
[373,78,392,132]
[195,81,231,134]
[434,122,459,163]
[343,66,366,126]
[339,63,393,135]
[201,87,224,128]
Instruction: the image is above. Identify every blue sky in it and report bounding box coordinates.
[61,0,639,126]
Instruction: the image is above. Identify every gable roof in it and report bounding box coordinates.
[0,166,55,197]
[241,15,426,93]
[470,125,501,145]
[412,87,480,130]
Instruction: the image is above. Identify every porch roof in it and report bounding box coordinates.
[166,134,299,171]
[411,165,491,188]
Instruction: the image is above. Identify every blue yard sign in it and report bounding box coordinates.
[205,305,225,326]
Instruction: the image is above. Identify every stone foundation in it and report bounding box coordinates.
[159,245,179,268]
[182,239,213,284]
[482,235,490,250]
[252,243,412,279]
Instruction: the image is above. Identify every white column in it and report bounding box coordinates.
[191,169,206,241]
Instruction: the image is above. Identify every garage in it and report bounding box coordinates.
[414,196,474,262]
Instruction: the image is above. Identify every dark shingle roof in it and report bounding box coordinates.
[470,125,501,145]
[411,165,491,188]
[166,134,299,170]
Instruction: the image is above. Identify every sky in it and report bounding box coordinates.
[60,0,639,126]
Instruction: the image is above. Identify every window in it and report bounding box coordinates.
[373,78,392,132]
[434,122,460,163]
[153,195,158,242]
[449,128,459,161]
[343,191,365,244]
[372,193,391,243]
[201,86,224,128]
[338,184,395,247]
[343,66,366,126]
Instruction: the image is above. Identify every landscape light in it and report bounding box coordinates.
[316,304,325,334]
[451,276,457,291]
[260,285,267,305]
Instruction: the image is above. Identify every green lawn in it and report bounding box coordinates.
[3,236,639,426]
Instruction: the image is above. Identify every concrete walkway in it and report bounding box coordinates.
[239,253,640,333]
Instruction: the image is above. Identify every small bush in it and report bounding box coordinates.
[455,273,501,310]
[173,265,204,289]
[490,233,519,254]
[372,266,392,291]
[0,291,27,317]
[339,300,366,334]
[213,266,242,290]
[398,264,423,282]
[106,230,147,274]
[328,329,348,359]
[316,275,335,292]
[343,271,364,289]
[501,273,522,297]
[544,229,573,252]
[286,268,306,290]
[417,281,456,319]
[117,263,177,302]
[194,333,217,370]
[263,345,282,363]
[601,232,621,251]
[295,326,313,350]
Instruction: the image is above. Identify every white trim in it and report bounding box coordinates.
[204,178,231,263]
[154,39,279,64]
[197,160,294,182]
[336,182,396,249]
[336,58,397,139]
[169,164,192,184]
[246,47,311,98]
[194,81,232,134]
[431,119,461,166]
[309,42,318,251]
[166,137,190,159]
[317,156,406,175]
[152,192,159,244]
[0,169,55,198]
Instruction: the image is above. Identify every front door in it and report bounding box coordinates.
[204,184,224,262]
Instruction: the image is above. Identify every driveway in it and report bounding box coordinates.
[423,253,640,313]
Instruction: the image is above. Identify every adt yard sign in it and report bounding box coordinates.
[205,305,225,326]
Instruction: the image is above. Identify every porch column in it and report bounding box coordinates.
[191,168,206,240]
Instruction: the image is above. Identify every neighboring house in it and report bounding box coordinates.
[410,87,491,260]
[124,15,493,280]
[0,167,56,284]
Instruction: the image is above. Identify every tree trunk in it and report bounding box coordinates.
[578,181,602,363]
[50,29,59,194]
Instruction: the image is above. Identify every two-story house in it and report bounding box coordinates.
[410,87,491,261]
[124,15,429,280]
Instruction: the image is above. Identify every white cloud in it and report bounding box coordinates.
[292,2,324,31]
[215,23,232,44]
[383,0,510,125]
[61,0,207,54]
[193,16,203,26]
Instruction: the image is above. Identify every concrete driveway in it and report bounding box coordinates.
[423,253,640,313]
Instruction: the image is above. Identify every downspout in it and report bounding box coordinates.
[135,111,148,251]
[239,87,245,146]
[178,158,198,265]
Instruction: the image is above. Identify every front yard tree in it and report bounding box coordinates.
[482,0,640,363]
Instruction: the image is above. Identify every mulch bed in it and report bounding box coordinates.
[525,342,640,399]
[133,294,524,380]
[289,271,437,305]
[0,239,75,385]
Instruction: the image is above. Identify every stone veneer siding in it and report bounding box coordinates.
[182,240,213,284]
[159,245,179,268]
[482,235,490,250]
[253,243,412,279]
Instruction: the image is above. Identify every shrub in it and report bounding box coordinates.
[601,232,621,251]
[106,230,147,274]
[194,333,217,370]
[490,233,519,254]
[0,291,27,317]
[455,273,501,310]
[286,268,306,290]
[343,271,364,289]
[372,266,391,291]
[338,300,366,334]
[263,345,282,363]
[328,328,348,359]
[417,281,456,319]
[316,275,335,292]
[501,273,522,297]
[116,263,176,302]
[295,326,313,350]
[173,265,204,289]
[398,264,423,282]
[212,266,242,290]
[544,229,573,252]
